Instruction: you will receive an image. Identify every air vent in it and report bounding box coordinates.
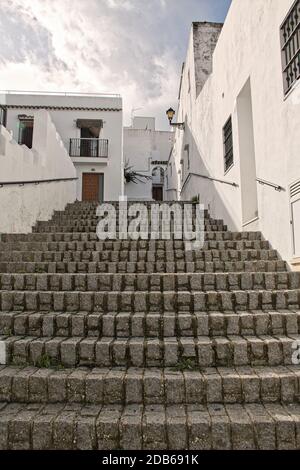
[290,179,300,199]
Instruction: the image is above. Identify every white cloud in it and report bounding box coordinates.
[0,0,230,129]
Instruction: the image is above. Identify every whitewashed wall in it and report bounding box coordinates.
[1,93,124,201]
[170,0,300,263]
[0,110,76,233]
[124,118,173,200]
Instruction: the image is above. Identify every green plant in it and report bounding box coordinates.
[35,354,52,368]
[34,354,64,369]
[190,195,199,203]
[124,160,152,184]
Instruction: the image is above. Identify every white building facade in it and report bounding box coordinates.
[0,110,77,232]
[124,116,173,201]
[168,0,300,268]
[0,91,123,202]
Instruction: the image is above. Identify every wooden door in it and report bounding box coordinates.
[82,173,100,201]
[152,186,163,201]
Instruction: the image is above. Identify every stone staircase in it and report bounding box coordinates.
[0,200,300,450]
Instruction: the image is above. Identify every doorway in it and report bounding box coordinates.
[152,186,163,201]
[82,173,104,202]
[18,117,34,149]
[152,166,164,201]
[237,79,259,226]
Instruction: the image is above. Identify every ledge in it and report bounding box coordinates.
[290,257,300,271]
[71,157,108,164]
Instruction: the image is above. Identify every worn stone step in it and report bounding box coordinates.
[0,231,263,243]
[1,289,300,313]
[63,200,206,208]
[38,215,224,224]
[1,311,299,339]
[0,249,280,263]
[32,224,227,234]
[0,272,299,292]
[36,216,225,224]
[49,215,221,224]
[0,240,272,253]
[0,260,287,274]
[0,365,300,406]
[0,401,299,449]
[2,334,299,368]
[33,225,228,234]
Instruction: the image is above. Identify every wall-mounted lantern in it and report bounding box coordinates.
[166,108,185,130]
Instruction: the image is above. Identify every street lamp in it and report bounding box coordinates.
[166,108,185,130]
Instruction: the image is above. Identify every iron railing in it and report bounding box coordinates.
[223,116,233,172]
[69,138,108,158]
[256,178,285,192]
[0,177,78,188]
[281,0,300,94]
[181,172,238,194]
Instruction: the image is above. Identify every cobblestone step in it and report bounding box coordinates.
[0,231,263,243]
[0,240,272,253]
[0,272,299,292]
[2,334,299,368]
[0,249,280,263]
[33,226,228,234]
[1,311,299,339]
[1,289,300,312]
[0,200,299,449]
[0,365,300,406]
[49,215,222,224]
[0,260,287,274]
[0,401,299,449]
[36,215,225,224]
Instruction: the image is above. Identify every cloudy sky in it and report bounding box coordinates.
[0,0,231,129]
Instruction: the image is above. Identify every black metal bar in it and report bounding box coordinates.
[0,177,78,188]
[281,23,300,50]
[281,0,300,94]
[223,116,233,172]
[181,172,238,194]
[69,138,108,157]
[256,178,285,192]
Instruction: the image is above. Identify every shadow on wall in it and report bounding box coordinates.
[179,121,240,231]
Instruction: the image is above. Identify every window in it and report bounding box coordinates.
[184,144,190,170]
[0,106,6,127]
[223,116,233,172]
[180,158,184,182]
[18,116,34,149]
[281,0,300,95]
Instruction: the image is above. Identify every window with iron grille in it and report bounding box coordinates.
[223,116,233,172]
[281,0,300,95]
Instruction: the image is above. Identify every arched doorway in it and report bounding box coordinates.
[152,166,164,201]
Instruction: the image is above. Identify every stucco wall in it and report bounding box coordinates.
[0,110,77,233]
[124,119,173,201]
[0,93,124,201]
[170,0,300,262]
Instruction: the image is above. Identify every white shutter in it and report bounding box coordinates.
[290,180,300,256]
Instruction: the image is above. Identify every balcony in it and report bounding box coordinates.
[69,138,108,158]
